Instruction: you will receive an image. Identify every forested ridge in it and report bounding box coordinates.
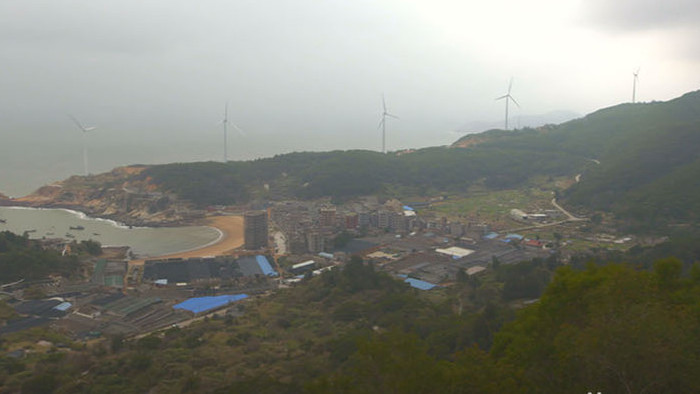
[455,90,700,229]
[142,146,585,206]
[138,90,700,232]
[561,91,700,228]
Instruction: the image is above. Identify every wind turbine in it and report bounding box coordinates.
[222,102,229,162]
[496,78,520,130]
[632,68,640,103]
[378,94,399,154]
[220,102,244,162]
[69,115,96,176]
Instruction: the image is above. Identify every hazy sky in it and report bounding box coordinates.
[1,0,699,194]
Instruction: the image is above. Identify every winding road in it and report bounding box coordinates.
[551,198,586,221]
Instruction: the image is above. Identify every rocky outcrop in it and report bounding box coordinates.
[8,166,203,226]
[451,135,490,149]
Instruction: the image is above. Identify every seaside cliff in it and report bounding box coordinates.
[0,166,202,227]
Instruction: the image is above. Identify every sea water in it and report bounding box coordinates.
[0,206,221,258]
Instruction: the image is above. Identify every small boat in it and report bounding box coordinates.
[46,232,55,236]
[0,218,6,223]
[69,225,85,231]
[65,233,75,239]
[25,229,37,233]
[92,232,100,236]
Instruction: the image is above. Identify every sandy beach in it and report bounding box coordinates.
[130,215,244,265]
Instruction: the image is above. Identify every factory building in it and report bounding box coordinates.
[319,207,337,228]
[306,231,325,253]
[244,211,268,250]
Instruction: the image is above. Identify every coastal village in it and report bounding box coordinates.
[0,187,609,341]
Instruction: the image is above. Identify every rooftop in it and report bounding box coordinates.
[173,294,248,314]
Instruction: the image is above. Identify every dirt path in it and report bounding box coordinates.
[551,198,586,221]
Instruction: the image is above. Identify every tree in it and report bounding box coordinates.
[492,262,700,393]
[308,331,443,394]
[80,240,102,256]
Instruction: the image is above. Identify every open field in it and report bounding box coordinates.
[428,186,555,229]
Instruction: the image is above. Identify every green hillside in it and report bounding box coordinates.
[561,91,700,228]
[451,90,700,230]
[142,146,585,205]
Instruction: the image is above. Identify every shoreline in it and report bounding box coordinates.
[0,205,245,261]
[0,200,195,228]
[2,205,145,230]
[129,215,245,265]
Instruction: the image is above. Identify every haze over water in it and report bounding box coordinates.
[0,207,221,258]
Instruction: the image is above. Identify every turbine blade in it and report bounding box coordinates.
[68,115,86,131]
[377,117,385,129]
[509,96,520,108]
[232,123,246,136]
[495,95,508,100]
[83,127,96,132]
[382,94,387,113]
[386,113,399,119]
[508,78,513,94]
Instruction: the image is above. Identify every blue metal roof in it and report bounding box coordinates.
[506,233,524,240]
[403,205,415,211]
[53,302,72,312]
[173,294,249,314]
[404,278,437,290]
[255,255,278,277]
[483,232,499,239]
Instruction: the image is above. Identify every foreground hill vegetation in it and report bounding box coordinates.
[3,255,700,393]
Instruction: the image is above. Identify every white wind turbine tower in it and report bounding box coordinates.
[378,94,399,154]
[222,102,229,162]
[496,78,520,130]
[69,115,96,176]
[632,68,640,103]
[220,102,244,162]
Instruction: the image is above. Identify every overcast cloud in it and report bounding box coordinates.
[1,0,699,195]
[584,0,700,31]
